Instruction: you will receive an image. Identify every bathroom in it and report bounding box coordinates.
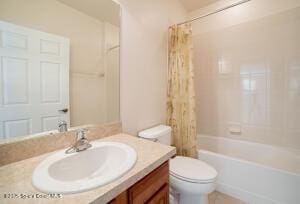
[0,0,299,203]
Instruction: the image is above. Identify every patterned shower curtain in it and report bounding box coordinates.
[167,24,197,158]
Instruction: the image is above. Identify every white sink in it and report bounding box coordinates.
[32,141,137,194]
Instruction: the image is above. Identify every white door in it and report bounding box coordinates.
[0,21,70,139]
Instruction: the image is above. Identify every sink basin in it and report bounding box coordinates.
[32,141,137,194]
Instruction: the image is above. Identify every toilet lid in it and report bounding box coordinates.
[170,156,217,183]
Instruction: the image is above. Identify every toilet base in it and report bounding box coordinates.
[179,194,208,204]
[170,190,209,204]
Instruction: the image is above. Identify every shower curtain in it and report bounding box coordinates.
[167,24,197,158]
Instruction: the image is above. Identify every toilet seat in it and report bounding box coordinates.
[170,156,217,184]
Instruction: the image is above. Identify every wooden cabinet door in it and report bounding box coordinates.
[146,184,169,204]
[128,162,169,204]
[108,191,128,204]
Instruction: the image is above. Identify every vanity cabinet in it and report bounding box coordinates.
[109,161,169,204]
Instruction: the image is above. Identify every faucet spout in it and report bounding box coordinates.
[58,120,68,133]
[65,129,92,154]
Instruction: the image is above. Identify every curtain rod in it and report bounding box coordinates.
[174,0,251,27]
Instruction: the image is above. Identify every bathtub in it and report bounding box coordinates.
[197,135,300,204]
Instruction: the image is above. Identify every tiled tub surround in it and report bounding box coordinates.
[0,134,176,204]
[190,2,300,203]
[193,5,300,150]
[0,122,122,166]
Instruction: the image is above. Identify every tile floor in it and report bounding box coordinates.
[209,191,246,204]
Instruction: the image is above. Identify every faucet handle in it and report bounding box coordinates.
[76,128,89,140]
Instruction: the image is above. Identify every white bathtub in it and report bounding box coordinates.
[197,135,300,204]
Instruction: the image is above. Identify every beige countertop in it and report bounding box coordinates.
[0,134,176,204]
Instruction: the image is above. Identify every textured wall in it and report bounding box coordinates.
[191,0,300,149]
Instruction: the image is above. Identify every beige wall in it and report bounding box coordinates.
[190,0,300,35]
[104,23,120,123]
[118,0,187,135]
[0,0,112,126]
[191,0,300,150]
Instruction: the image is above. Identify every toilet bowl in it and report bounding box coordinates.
[138,125,218,204]
[170,156,217,204]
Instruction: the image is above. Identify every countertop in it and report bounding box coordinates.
[0,134,176,204]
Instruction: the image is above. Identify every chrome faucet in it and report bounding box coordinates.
[65,129,92,154]
[58,120,68,133]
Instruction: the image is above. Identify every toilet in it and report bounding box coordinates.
[138,125,217,204]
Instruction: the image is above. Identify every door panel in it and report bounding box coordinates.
[3,119,31,138]
[2,57,29,105]
[109,191,128,204]
[40,62,61,103]
[2,31,28,50]
[146,185,169,204]
[0,21,70,139]
[42,116,61,132]
[40,39,60,56]
[128,162,169,204]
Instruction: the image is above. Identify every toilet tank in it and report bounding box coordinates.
[138,125,171,145]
